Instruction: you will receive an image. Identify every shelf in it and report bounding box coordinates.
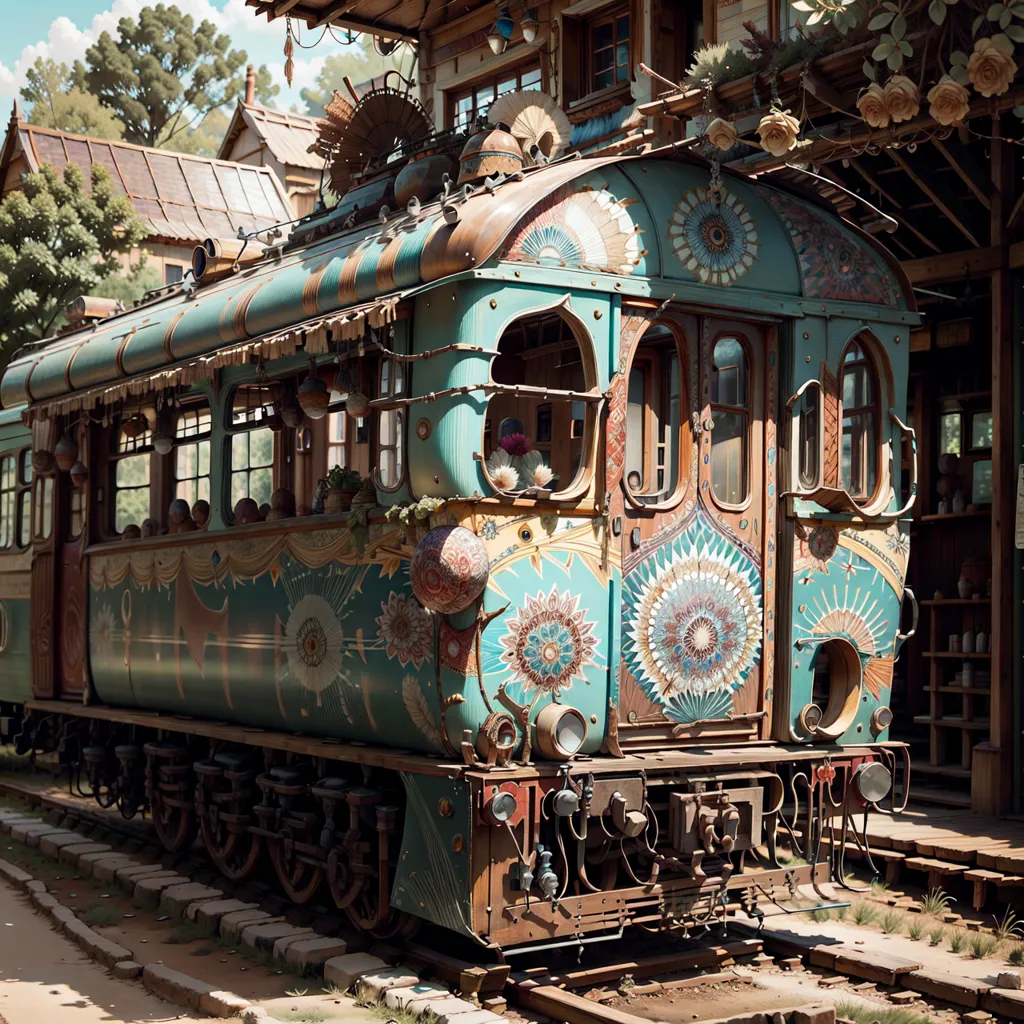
[919,598,991,606]
[922,651,992,659]
[913,715,990,730]
[919,510,991,522]
[912,761,973,780]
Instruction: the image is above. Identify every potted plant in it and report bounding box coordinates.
[324,465,363,514]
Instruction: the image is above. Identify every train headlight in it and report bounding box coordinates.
[534,704,587,760]
[482,790,518,826]
[852,761,892,803]
[798,702,823,734]
[870,706,894,735]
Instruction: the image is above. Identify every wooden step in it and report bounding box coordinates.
[904,856,967,889]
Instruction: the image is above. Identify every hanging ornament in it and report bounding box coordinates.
[284,17,295,87]
[54,435,78,473]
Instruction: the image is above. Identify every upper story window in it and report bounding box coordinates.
[0,454,15,549]
[174,399,212,507]
[625,323,687,504]
[590,9,631,91]
[230,386,278,512]
[840,339,880,502]
[449,62,542,131]
[113,413,153,533]
[375,359,405,491]
[17,451,31,548]
[710,335,750,507]
[327,391,348,470]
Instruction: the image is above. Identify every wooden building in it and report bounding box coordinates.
[247,0,1024,816]
[0,104,295,286]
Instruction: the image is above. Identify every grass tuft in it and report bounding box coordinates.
[84,902,120,928]
[871,880,890,896]
[968,933,999,959]
[880,909,905,934]
[907,919,923,941]
[1008,944,1024,966]
[992,907,1024,941]
[835,904,848,921]
[949,929,968,954]
[921,887,955,916]
[811,908,833,923]
[853,902,878,926]
[835,1000,935,1024]
[928,926,945,946]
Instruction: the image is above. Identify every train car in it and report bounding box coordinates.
[0,128,919,948]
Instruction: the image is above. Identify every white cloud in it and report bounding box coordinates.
[0,1,321,116]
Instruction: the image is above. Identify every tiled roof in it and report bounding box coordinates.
[219,102,325,172]
[3,121,293,244]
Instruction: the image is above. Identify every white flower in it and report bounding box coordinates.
[856,83,889,128]
[927,75,971,126]
[706,118,738,152]
[884,75,920,123]
[491,464,519,491]
[533,464,554,488]
[967,36,1016,98]
[756,108,801,157]
[284,594,344,705]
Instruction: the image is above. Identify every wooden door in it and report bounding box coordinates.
[29,472,56,699]
[57,531,88,699]
[614,314,776,751]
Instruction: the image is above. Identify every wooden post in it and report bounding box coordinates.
[972,119,1014,816]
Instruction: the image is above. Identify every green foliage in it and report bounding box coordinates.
[84,901,120,927]
[921,887,955,915]
[83,4,248,147]
[907,919,923,941]
[811,907,833,922]
[871,879,890,896]
[834,1001,935,1024]
[253,65,280,106]
[928,926,945,945]
[949,928,968,953]
[326,464,363,490]
[1008,944,1024,966]
[0,163,146,373]
[993,907,1024,940]
[852,902,878,925]
[20,58,124,139]
[968,932,999,959]
[162,108,229,157]
[384,496,447,525]
[90,262,162,309]
[299,39,406,114]
[880,909,905,934]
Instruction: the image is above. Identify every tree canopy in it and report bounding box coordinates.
[0,163,147,375]
[82,4,252,147]
[20,58,125,139]
[299,38,406,114]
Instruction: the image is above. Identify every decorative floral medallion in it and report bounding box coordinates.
[504,185,642,275]
[499,587,597,693]
[283,594,344,705]
[376,592,432,669]
[440,618,477,677]
[622,507,762,723]
[668,187,759,287]
[794,521,839,576]
[91,603,116,657]
[410,525,490,614]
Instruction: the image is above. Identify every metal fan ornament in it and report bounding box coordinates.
[487,91,571,164]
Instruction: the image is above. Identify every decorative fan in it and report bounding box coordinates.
[311,86,433,197]
[488,91,572,164]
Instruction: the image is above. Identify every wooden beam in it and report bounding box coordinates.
[311,2,360,28]
[931,137,993,211]
[900,242,1024,286]
[887,149,982,248]
[842,158,940,254]
[1009,189,1024,232]
[273,0,303,15]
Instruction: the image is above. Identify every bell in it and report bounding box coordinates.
[457,125,523,187]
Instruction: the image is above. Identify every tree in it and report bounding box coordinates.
[19,58,124,139]
[160,108,229,157]
[0,163,147,375]
[299,38,407,115]
[253,65,281,107]
[83,4,249,148]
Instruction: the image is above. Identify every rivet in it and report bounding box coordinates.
[489,299,497,309]
[590,715,597,724]
[803,332,809,339]
[820,305,826,312]
[805,355,811,362]
[452,834,465,853]
[437,798,454,817]
[799,604,806,613]
[594,309,602,319]
[894,336,901,344]
[514,270,520,278]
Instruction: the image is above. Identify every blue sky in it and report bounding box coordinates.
[0,1,354,116]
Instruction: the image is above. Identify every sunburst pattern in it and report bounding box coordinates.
[668,187,759,286]
[622,506,762,724]
[376,592,432,669]
[283,594,344,705]
[504,185,642,275]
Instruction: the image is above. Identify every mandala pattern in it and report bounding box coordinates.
[503,185,642,275]
[283,594,344,704]
[499,587,597,693]
[440,618,477,678]
[376,592,432,669]
[794,521,839,576]
[622,506,762,723]
[762,189,895,305]
[90,603,116,657]
[409,525,489,614]
[668,187,759,287]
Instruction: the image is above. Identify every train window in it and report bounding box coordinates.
[839,339,879,502]
[375,359,405,490]
[230,386,279,513]
[0,455,14,548]
[33,476,53,541]
[797,386,820,490]
[327,391,347,470]
[624,323,686,503]
[17,451,32,548]
[485,312,593,495]
[710,336,750,506]
[113,415,152,533]
[174,400,212,507]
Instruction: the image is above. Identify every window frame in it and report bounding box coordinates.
[173,398,213,510]
[838,337,883,507]
[373,356,407,494]
[111,415,154,535]
[622,319,692,512]
[708,331,753,512]
[0,448,33,551]
[0,452,16,550]
[447,60,544,131]
[226,384,281,519]
[588,6,632,94]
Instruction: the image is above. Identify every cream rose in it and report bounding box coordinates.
[756,108,801,157]
[706,117,739,152]
[856,83,889,128]
[967,36,1017,98]
[884,75,920,123]
[927,75,971,126]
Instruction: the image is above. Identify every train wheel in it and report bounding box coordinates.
[145,742,197,854]
[194,754,262,881]
[269,832,324,904]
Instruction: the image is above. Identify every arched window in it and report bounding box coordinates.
[624,322,687,504]
[375,357,405,491]
[710,335,750,506]
[174,398,212,507]
[839,339,880,502]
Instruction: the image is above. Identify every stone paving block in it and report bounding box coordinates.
[49,905,78,930]
[240,921,313,955]
[10,823,64,844]
[269,931,323,960]
[25,880,47,894]
[982,988,1024,1019]
[192,899,258,929]
[905,970,992,1008]
[199,989,250,1018]
[25,828,75,848]
[323,952,388,991]
[92,935,134,968]
[159,883,224,918]
[356,967,421,1001]
[113,961,143,980]
[92,858,144,883]
[790,1008,836,1024]
[0,816,39,836]
[31,892,59,911]
[437,1011,503,1024]
[142,963,216,1011]
[412,996,483,1023]
[282,936,350,971]
[384,981,452,1011]
[39,832,94,857]
[220,911,282,944]
[43,810,63,826]
[76,851,134,873]
[114,863,169,886]
[133,873,191,906]
[58,842,113,865]
[0,857,33,887]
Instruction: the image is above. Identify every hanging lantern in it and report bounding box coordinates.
[70,461,89,489]
[298,375,329,419]
[346,391,369,419]
[152,408,173,455]
[520,9,539,44]
[487,6,513,54]
[54,435,78,473]
[280,389,303,429]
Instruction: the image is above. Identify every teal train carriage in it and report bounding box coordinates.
[0,146,919,949]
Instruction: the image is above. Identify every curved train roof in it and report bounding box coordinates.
[1,150,914,413]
